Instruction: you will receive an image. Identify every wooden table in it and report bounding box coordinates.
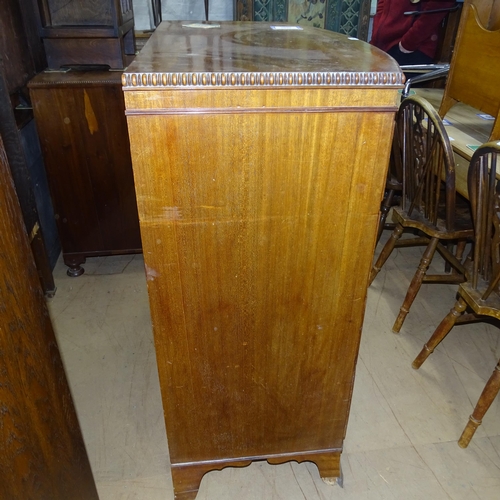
[123,21,403,500]
[416,88,495,198]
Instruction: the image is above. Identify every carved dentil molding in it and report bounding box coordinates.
[122,71,404,88]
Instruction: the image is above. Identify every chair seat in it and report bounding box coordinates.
[392,202,473,239]
[459,281,500,320]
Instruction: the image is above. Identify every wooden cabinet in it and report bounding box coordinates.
[36,0,135,69]
[30,70,141,276]
[0,0,58,295]
[123,22,403,500]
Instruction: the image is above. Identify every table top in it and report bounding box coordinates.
[123,21,403,90]
[415,88,498,199]
[416,88,493,161]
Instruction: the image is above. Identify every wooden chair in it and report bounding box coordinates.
[376,123,403,242]
[438,1,500,140]
[370,95,474,333]
[377,1,500,242]
[412,142,500,447]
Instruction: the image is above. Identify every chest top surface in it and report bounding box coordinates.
[29,70,123,89]
[123,21,403,90]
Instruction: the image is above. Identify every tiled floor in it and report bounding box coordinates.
[47,235,500,499]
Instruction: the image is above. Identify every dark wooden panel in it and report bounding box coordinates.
[37,0,136,69]
[30,70,142,276]
[19,118,61,269]
[0,59,56,295]
[17,0,48,74]
[0,0,38,93]
[43,37,131,70]
[45,0,114,25]
[0,133,99,500]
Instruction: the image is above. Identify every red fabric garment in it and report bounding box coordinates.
[370,0,456,60]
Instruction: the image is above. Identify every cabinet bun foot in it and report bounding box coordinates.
[321,473,343,487]
[67,265,84,277]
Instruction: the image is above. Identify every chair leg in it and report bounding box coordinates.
[445,240,467,275]
[412,297,467,369]
[369,223,404,286]
[393,237,439,333]
[456,239,466,258]
[458,359,500,448]
[453,239,467,276]
[376,189,396,243]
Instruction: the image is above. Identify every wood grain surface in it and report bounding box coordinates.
[439,2,500,139]
[124,21,402,499]
[29,70,142,275]
[0,134,99,499]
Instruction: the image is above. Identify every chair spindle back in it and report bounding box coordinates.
[397,96,457,231]
[467,142,500,294]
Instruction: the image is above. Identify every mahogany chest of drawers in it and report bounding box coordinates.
[123,21,402,499]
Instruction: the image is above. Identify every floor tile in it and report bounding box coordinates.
[47,237,500,499]
[415,437,500,499]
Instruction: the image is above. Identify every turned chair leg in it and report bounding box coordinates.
[393,237,439,333]
[376,189,397,243]
[412,297,467,369]
[455,240,467,274]
[369,223,404,285]
[445,239,467,275]
[458,359,500,448]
